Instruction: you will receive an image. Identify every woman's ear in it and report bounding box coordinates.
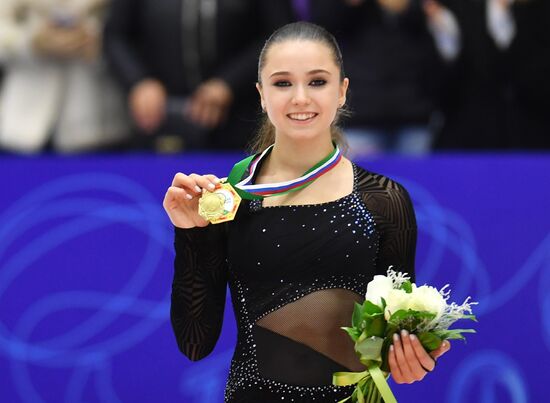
[256,82,266,111]
[339,78,349,108]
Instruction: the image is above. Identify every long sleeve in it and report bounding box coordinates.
[171,224,229,361]
[357,168,417,283]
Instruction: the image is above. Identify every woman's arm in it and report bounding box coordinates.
[372,177,417,282]
[164,173,228,361]
[357,167,450,382]
[171,224,229,361]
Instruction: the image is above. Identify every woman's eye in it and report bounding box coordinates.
[273,81,291,87]
[310,79,327,86]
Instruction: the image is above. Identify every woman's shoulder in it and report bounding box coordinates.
[352,162,416,224]
[353,163,411,198]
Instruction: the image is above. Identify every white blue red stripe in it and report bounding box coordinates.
[235,145,342,196]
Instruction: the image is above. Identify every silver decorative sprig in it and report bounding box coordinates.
[386,266,411,289]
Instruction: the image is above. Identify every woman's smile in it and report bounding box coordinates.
[287,112,319,123]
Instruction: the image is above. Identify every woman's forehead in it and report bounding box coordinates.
[262,40,337,75]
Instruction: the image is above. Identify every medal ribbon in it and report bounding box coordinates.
[227,144,341,200]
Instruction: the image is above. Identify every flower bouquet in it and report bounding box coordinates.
[333,268,477,403]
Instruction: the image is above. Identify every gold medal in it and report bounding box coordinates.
[198,181,241,224]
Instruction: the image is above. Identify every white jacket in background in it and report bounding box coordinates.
[0,0,130,153]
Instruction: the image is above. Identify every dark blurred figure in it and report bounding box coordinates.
[436,0,550,150]
[104,0,294,152]
[311,0,452,157]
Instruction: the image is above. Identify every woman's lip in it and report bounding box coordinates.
[287,112,318,122]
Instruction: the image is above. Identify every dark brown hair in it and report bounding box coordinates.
[249,22,349,154]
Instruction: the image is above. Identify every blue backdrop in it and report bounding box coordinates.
[1,153,549,403]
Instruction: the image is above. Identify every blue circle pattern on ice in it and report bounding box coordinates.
[0,155,548,402]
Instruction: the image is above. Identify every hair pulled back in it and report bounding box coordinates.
[249,22,348,153]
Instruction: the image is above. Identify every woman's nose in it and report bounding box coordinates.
[291,85,311,105]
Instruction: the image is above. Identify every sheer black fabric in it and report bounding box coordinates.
[171,164,417,402]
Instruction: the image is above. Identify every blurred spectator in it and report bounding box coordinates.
[0,0,130,153]
[311,0,452,157]
[435,0,550,150]
[104,0,294,152]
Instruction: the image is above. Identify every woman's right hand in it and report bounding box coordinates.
[163,173,220,229]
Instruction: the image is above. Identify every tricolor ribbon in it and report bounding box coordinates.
[227,143,341,200]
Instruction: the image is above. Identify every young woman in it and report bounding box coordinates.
[163,22,450,402]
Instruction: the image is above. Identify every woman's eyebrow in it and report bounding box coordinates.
[269,69,331,78]
[307,69,331,75]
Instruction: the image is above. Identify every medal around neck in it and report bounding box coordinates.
[198,181,241,224]
[199,143,341,223]
[227,143,342,200]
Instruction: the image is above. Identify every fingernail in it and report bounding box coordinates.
[390,345,394,351]
[194,185,201,192]
[410,334,416,341]
[186,194,193,200]
[393,333,399,341]
[208,183,215,190]
[401,329,409,337]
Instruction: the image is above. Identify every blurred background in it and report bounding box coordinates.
[1,0,549,402]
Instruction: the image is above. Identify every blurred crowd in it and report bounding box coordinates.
[0,0,548,155]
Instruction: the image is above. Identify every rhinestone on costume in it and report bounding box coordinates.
[221,163,385,401]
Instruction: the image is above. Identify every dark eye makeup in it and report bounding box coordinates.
[272,79,327,87]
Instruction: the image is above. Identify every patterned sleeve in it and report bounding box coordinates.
[356,167,417,283]
[171,225,229,361]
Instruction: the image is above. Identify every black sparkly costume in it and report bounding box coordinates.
[171,164,417,402]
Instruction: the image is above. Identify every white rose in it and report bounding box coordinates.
[365,275,394,307]
[407,285,447,320]
[384,288,411,321]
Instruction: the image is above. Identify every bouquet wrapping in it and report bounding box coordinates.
[333,268,477,403]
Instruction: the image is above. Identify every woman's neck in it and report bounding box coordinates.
[265,135,335,179]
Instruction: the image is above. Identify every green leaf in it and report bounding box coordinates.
[379,337,393,372]
[417,332,442,351]
[407,309,437,320]
[362,300,383,315]
[387,309,436,329]
[401,280,413,293]
[351,388,358,401]
[384,323,399,339]
[463,314,478,322]
[364,314,386,338]
[357,382,365,403]
[434,328,476,342]
[355,336,384,361]
[358,377,367,390]
[388,309,411,323]
[341,326,361,342]
[364,379,374,403]
[352,302,364,329]
[380,297,387,311]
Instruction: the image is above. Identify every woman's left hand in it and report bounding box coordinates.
[388,330,451,384]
